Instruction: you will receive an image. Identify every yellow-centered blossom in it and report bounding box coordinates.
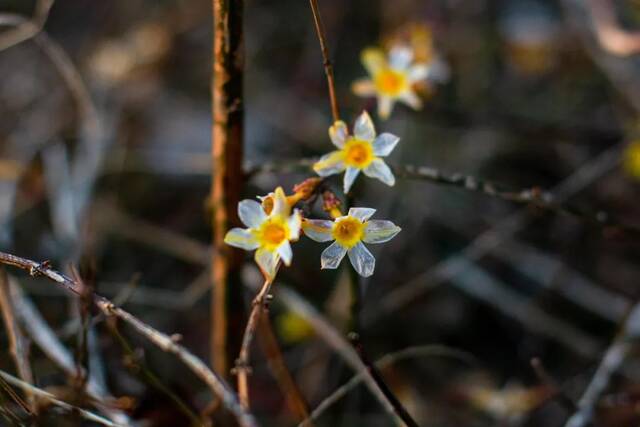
[352,45,430,119]
[313,111,400,193]
[224,187,301,280]
[302,208,401,277]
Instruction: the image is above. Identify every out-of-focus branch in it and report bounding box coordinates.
[349,334,420,427]
[0,251,257,427]
[0,269,35,413]
[308,0,340,122]
[257,313,312,425]
[235,277,274,409]
[564,302,640,427]
[270,283,405,425]
[0,0,53,51]
[301,345,476,426]
[211,0,245,378]
[365,144,626,325]
[0,370,120,427]
[588,0,640,57]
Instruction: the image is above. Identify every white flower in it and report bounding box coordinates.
[313,111,399,193]
[352,45,430,120]
[302,207,401,277]
[224,187,301,280]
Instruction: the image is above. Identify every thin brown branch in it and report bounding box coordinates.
[211,0,245,378]
[0,269,35,413]
[257,313,312,425]
[349,334,420,427]
[0,370,121,427]
[0,251,257,427]
[270,283,404,424]
[9,280,131,425]
[0,0,54,51]
[234,278,274,409]
[300,344,476,426]
[308,0,340,122]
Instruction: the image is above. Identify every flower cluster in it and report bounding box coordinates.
[224,111,402,280]
[222,31,448,281]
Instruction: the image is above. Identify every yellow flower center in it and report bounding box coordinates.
[256,217,289,250]
[332,216,364,248]
[625,142,640,179]
[374,69,407,96]
[343,139,374,168]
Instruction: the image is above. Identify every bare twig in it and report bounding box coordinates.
[348,334,420,427]
[257,313,312,425]
[211,0,245,378]
[301,344,476,426]
[0,269,35,413]
[308,0,340,122]
[0,251,257,427]
[270,283,405,425]
[369,144,624,324]
[564,303,640,427]
[588,0,640,56]
[0,370,121,427]
[235,278,274,409]
[0,0,53,51]
[10,278,131,425]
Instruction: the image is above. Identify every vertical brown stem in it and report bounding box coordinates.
[308,0,340,123]
[212,0,245,377]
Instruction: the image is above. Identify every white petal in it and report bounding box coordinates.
[354,111,376,141]
[363,159,395,186]
[399,91,423,110]
[224,228,259,250]
[377,96,394,120]
[348,207,376,222]
[407,64,429,82]
[361,47,386,75]
[329,121,348,148]
[363,220,401,243]
[288,209,302,240]
[372,133,400,157]
[352,79,376,97]
[271,187,290,217]
[313,151,346,177]
[278,241,293,266]
[347,242,375,277]
[320,241,347,269]
[343,167,360,193]
[302,220,334,242]
[238,200,267,228]
[255,248,279,280]
[389,46,413,70]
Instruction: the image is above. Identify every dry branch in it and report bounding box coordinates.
[563,303,640,427]
[0,370,120,427]
[235,278,274,408]
[0,251,257,427]
[211,0,245,378]
[0,269,35,413]
[308,0,340,122]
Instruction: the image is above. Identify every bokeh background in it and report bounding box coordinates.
[1,0,640,426]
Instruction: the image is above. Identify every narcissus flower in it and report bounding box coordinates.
[224,187,301,280]
[302,208,401,277]
[352,45,429,119]
[313,111,399,193]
